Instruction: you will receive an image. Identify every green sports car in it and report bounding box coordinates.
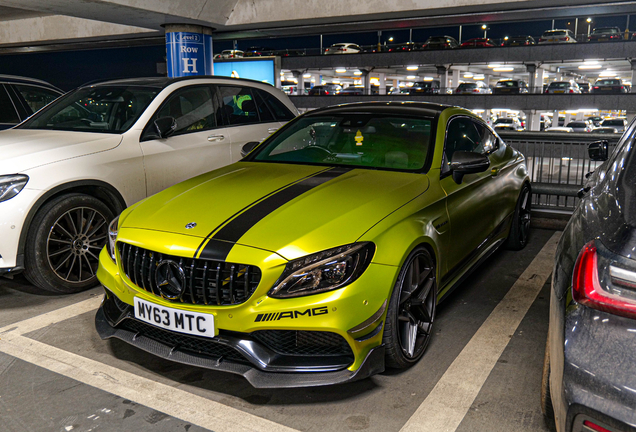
[96,102,531,388]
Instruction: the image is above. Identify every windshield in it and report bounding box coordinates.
[458,83,478,89]
[249,115,433,172]
[549,82,570,88]
[495,118,513,124]
[497,81,519,87]
[603,119,624,126]
[19,85,159,133]
[597,79,621,85]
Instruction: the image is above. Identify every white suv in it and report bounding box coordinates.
[0,76,297,293]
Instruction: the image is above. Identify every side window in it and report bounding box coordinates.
[0,85,19,124]
[218,86,259,125]
[13,85,60,115]
[255,89,295,121]
[475,121,499,154]
[443,117,484,171]
[150,85,218,137]
[251,90,275,123]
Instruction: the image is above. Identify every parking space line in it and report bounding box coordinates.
[400,231,561,432]
[0,296,299,432]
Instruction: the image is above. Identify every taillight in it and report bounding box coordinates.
[324,91,329,95]
[573,240,636,319]
[594,86,600,89]
[473,89,479,93]
[583,420,612,432]
[569,89,574,93]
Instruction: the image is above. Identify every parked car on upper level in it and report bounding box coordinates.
[339,86,366,95]
[324,43,361,55]
[601,118,628,133]
[591,78,630,94]
[566,120,594,133]
[214,50,244,59]
[545,81,581,94]
[542,116,636,432]
[588,116,604,127]
[460,38,496,48]
[243,46,277,57]
[502,35,536,46]
[390,42,420,52]
[0,76,298,293]
[422,36,459,49]
[0,75,63,130]
[588,27,623,42]
[493,80,529,94]
[577,82,590,93]
[546,126,574,132]
[538,29,577,44]
[455,82,491,94]
[409,80,442,95]
[308,84,342,95]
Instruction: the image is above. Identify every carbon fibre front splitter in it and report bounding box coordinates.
[95,305,385,388]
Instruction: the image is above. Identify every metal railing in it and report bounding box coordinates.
[498,131,621,212]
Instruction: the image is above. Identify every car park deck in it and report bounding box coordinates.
[0,228,558,432]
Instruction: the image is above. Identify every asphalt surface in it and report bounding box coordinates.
[0,228,557,432]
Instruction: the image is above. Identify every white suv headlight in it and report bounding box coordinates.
[0,175,28,203]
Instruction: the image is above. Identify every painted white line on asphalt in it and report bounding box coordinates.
[400,231,561,432]
[0,295,103,336]
[0,296,299,432]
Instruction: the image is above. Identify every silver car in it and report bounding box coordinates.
[600,118,628,133]
[538,29,577,44]
[545,81,581,94]
[455,82,492,94]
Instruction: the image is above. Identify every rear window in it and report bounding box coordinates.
[596,79,621,86]
[567,122,585,127]
[603,119,624,126]
[458,83,478,89]
[495,118,513,124]
[496,81,519,87]
[549,82,570,88]
[544,30,566,36]
[593,28,619,34]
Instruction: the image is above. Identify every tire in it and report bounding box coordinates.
[506,183,531,251]
[24,193,114,293]
[383,246,437,369]
[541,335,556,429]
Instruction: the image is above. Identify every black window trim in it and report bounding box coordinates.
[0,84,20,125]
[215,84,284,129]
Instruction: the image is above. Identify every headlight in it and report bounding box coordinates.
[108,215,119,262]
[0,175,28,203]
[268,242,375,299]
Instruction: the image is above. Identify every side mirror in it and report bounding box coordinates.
[154,116,177,139]
[588,140,608,161]
[450,151,490,184]
[241,141,259,158]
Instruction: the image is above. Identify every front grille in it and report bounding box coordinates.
[251,330,353,356]
[118,243,261,306]
[120,319,247,363]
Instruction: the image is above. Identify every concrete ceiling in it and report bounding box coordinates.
[0,0,636,48]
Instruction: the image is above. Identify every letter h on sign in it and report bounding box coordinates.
[182,58,198,74]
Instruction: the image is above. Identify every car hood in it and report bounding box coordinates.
[0,129,122,174]
[122,162,430,260]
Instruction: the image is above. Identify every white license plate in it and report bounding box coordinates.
[134,297,215,338]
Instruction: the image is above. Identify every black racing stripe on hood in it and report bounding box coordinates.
[197,166,352,261]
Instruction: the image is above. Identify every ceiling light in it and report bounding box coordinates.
[463,73,474,78]
[474,75,485,80]
[303,73,311,78]
[407,75,417,79]
[407,65,419,71]
[335,68,347,73]
[584,59,599,64]
[488,63,502,68]
[579,65,602,70]
[493,67,514,72]
[423,77,434,81]
[353,70,363,75]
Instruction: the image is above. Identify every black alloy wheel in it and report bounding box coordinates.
[384,247,437,368]
[24,193,114,293]
[506,184,531,250]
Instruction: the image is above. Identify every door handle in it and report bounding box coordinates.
[267,128,278,134]
[208,134,225,142]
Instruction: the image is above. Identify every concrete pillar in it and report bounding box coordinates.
[484,109,492,126]
[292,71,305,95]
[311,73,320,88]
[436,65,448,93]
[378,73,386,95]
[361,70,371,95]
[525,110,542,131]
[483,74,491,90]
[554,110,560,127]
[164,24,214,78]
[451,69,460,92]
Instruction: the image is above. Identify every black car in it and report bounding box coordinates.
[307,84,342,95]
[502,35,536,46]
[542,118,636,432]
[588,27,623,42]
[409,80,442,95]
[591,79,630,94]
[422,36,459,50]
[390,42,420,52]
[493,80,529,94]
[0,75,63,130]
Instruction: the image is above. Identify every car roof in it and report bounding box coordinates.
[0,74,63,92]
[303,101,454,118]
[79,76,274,90]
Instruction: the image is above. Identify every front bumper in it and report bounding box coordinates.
[561,305,636,431]
[96,292,385,388]
[0,188,41,272]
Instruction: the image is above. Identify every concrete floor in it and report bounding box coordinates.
[0,229,557,432]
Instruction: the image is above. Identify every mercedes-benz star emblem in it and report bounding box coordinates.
[185,222,197,229]
[155,260,186,299]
